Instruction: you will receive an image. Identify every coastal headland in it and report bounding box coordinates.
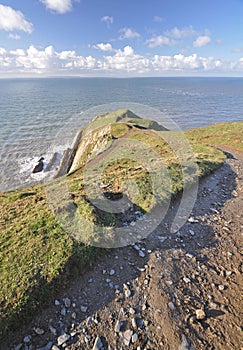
[0,110,242,349]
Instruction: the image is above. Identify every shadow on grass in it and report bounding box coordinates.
[1,153,238,349]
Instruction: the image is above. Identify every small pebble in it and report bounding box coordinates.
[132,333,138,343]
[114,320,123,333]
[218,284,225,291]
[57,333,70,346]
[183,277,191,284]
[196,309,206,320]
[63,298,71,308]
[49,325,57,336]
[81,306,88,313]
[34,327,45,335]
[168,302,175,311]
[23,336,31,344]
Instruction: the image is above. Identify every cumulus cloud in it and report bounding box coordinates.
[146,35,175,48]
[193,35,211,47]
[101,16,113,28]
[119,27,140,40]
[93,43,114,52]
[151,53,222,71]
[165,26,196,39]
[0,44,241,76]
[0,4,33,33]
[40,0,78,14]
[100,46,150,73]
[146,26,196,48]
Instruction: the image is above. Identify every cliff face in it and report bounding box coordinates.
[69,124,112,173]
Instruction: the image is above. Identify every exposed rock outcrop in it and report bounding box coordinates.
[54,109,168,177]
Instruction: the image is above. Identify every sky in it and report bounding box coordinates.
[0,0,243,77]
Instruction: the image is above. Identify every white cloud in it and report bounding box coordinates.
[146,35,175,48]
[233,46,243,53]
[101,16,113,28]
[101,46,150,73]
[193,35,211,47]
[40,0,78,14]
[153,16,163,22]
[119,27,140,40]
[93,43,114,52]
[165,26,196,39]
[0,4,33,33]
[146,26,196,48]
[151,53,222,71]
[8,33,21,40]
[0,44,241,76]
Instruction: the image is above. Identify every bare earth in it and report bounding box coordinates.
[4,147,243,350]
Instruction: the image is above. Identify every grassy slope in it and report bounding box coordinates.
[0,114,242,338]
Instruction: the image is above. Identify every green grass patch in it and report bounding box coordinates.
[0,112,242,339]
[185,121,243,152]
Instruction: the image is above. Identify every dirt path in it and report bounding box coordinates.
[4,147,243,350]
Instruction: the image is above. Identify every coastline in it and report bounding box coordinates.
[0,116,242,349]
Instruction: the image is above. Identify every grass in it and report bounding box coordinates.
[185,121,243,152]
[0,110,242,339]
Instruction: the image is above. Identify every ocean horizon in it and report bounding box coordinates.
[0,77,242,192]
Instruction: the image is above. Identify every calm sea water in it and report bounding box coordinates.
[0,77,242,192]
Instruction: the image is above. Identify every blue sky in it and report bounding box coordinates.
[0,0,243,77]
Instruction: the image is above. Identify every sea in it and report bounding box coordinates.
[0,77,242,192]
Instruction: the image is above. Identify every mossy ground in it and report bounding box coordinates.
[0,114,242,338]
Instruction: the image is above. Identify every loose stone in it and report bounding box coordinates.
[114,320,123,333]
[51,346,60,350]
[188,217,199,223]
[133,244,140,251]
[34,327,45,335]
[49,325,57,336]
[131,318,137,328]
[63,298,71,308]
[123,329,133,346]
[196,309,206,320]
[168,302,175,311]
[183,277,191,284]
[23,336,31,344]
[61,307,66,316]
[123,283,132,298]
[92,336,104,350]
[81,306,88,313]
[218,284,225,291]
[132,333,138,343]
[129,307,136,314]
[57,333,70,346]
[180,334,190,350]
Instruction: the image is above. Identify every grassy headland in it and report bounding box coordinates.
[0,110,242,338]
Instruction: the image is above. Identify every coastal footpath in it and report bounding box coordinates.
[0,110,242,349]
